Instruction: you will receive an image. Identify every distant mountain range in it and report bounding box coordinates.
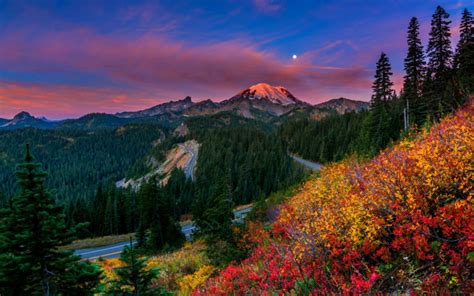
[0,112,59,130]
[0,83,369,130]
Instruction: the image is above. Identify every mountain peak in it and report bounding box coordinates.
[0,111,58,129]
[234,83,302,106]
[14,111,33,120]
[116,96,194,118]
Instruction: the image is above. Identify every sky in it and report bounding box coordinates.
[0,0,472,119]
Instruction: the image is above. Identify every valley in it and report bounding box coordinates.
[0,82,353,224]
[0,2,472,294]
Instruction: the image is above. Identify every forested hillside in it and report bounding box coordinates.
[281,6,473,164]
[0,3,472,295]
[197,100,473,294]
[195,6,474,294]
[0,124,166,206]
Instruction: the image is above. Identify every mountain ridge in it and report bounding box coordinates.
[1,83,369,129]
[0,111,60,130]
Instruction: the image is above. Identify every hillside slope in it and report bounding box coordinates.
[196,102,473,294]
[117,140,199,189]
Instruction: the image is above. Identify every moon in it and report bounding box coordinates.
[292,54,297,60]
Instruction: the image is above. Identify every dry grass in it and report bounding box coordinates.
[61,233,135,251]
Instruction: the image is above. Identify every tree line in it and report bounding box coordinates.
[0,4,471,294]
[0,124,166,211]
[280,6,473,163]
[81,126,304,254]
[0,146,172,294]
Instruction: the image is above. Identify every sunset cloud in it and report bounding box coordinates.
[0,28,373,118]
[0,81,159,119]
[0,0,466,118]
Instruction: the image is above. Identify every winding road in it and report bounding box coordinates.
[178,142,199,181]
[76,154,319,261]
[75,207,253,261]
[75,241,137,261]
[290,154,323,171]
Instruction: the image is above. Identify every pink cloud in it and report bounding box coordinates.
[0,81,161,119]
[0,27,375,118]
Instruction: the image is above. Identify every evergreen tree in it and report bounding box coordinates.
[368,53,398,153]
[135,223,147,248]
[92,184,107,235]
[427,6,453,78]
[106,242,168,295]
[193,170,240,266]
[425,5,454,116]
[455,8,474,94]
[0,145,101,295]
[136,180,184,251]
[371,52,394,107]
[403,17,426,126]
[104,188,119,235]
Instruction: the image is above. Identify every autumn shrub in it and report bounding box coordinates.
[99,240,214,295]
[196,103,474,294]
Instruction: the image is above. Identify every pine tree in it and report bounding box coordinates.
[371,52,394,107]
[194,170,239,266]
[403,17,426,126]
[136,180,184,251]
[195,168,233,240]
[0,145,101,295]
[425,5,454,116]
[454,8,474,94]
[106,241,169,295]
[92,184,107,235]
[136,223,147,248]
[427,6,453,78]
[104,188,119,235]
[368,53,397,153]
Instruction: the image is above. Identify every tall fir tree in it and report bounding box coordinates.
[193,169,240,266]
[371,52,394,107]
[105,241,169,295]
[454,8,474,95]
[403,17,426,126]
[425,5,454,116]
[92,184,107,235]
[0,145,101,295]
[427,6,453,78]
[367,53,398,154]
[136,180,184,251]
[194,168,233,241]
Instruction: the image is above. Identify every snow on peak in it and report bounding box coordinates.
[237,83,300,105]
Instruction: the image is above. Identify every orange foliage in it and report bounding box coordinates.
[196,103,474,294]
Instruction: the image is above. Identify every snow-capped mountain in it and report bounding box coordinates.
[229,83,306,106]
[201,83,309,118]
[1,83,370,129]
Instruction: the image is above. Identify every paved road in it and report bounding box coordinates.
[75,206,253,261]
[290,155,323,171]
[179,143,198,181]
[75,241,137,261]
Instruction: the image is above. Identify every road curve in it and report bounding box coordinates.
[75,207,253,261]
[290,154,323,171]
[178,142,198,181]
[74,240,137,261]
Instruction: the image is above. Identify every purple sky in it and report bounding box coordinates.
[0,0,472,119]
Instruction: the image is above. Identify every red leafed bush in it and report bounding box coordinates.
[195,103,474,294]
